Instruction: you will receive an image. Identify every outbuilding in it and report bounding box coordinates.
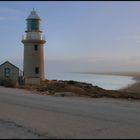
[0,61,23,85]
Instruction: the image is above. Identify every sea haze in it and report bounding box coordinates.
[46,72,136,90]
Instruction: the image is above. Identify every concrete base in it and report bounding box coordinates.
[25,78,41,85]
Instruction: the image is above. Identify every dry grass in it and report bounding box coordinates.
[18,79,140,100]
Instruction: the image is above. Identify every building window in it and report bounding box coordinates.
[4,68,10,77]
[34,45,38,51]
[35,67,39,74]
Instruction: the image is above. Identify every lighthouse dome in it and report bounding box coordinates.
[27,9,41,20]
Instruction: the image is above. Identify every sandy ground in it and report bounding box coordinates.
[118,72,140,93]
[0,86,140,138]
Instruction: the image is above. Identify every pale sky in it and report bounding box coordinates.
[0,1,140,74]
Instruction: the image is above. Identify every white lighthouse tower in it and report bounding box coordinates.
[22,9,46,85]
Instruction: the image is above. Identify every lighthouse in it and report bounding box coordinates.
[22,9,46,85]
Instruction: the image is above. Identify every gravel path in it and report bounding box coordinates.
[0,86,140,139]
[0,119,48,139]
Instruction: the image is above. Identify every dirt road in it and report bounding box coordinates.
[0,86,140,139]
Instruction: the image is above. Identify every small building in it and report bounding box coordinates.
[0,61,23,85]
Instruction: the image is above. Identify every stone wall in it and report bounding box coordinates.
[25,78,41,85]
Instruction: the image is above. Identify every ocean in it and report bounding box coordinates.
[46,72,136,90]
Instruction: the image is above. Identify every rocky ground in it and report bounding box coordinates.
[19,79,140,100]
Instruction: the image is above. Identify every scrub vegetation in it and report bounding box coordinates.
[19,79,140,100]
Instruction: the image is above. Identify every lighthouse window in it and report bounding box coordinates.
[4,68,10,77]
[31,19,38,30]
[35,67,39,74]
[27,19,39,31]
[34,45,38,51]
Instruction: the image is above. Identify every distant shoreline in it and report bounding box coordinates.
[71,71,140,78]
[73,72,140,94]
